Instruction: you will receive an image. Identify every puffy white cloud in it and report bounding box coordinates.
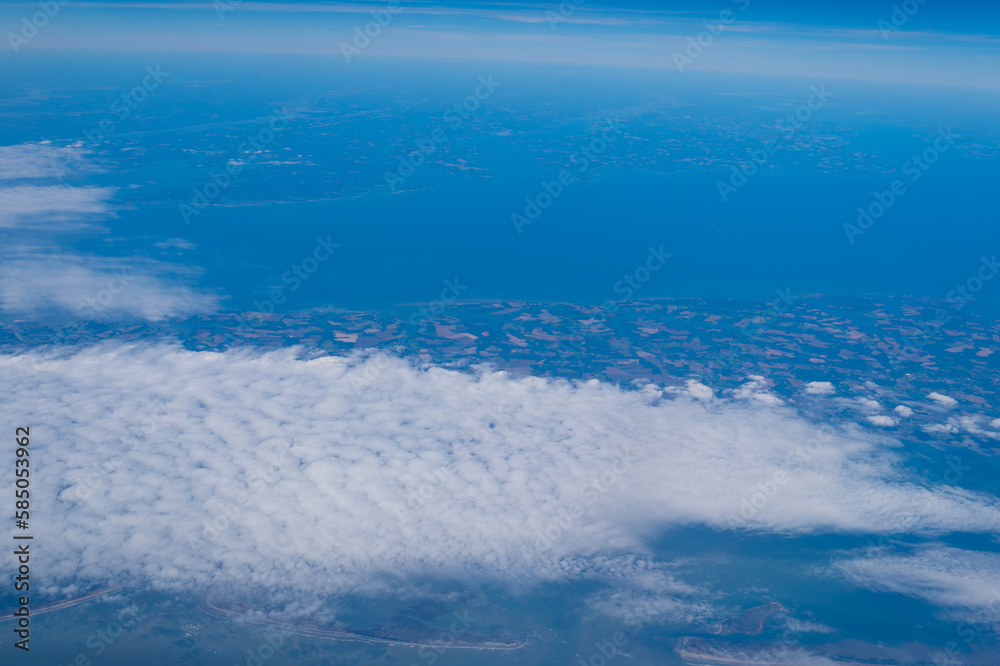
[1,346,998,614]
[804,381,834,396]
[732,375,783,405]
[928,392,958,408]
[0,252,218,320]
[679,380,714,401]
[866,415,897,427]
[894,405,914,418]
[856,397,882,411]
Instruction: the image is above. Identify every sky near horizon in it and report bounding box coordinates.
[2,0,999,89]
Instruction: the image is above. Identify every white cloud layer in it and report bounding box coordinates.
[1,346,998,619]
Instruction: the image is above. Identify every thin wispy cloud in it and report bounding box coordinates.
[0,185,116,230]
[0,142,95,181]
[836,546,1000,626]
[0,143,215,321]
[6,1,997,88]
[0,253,219,320]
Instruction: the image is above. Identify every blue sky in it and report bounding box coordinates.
[2,0,999,88]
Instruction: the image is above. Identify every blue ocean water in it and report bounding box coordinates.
[6,54,999,316]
